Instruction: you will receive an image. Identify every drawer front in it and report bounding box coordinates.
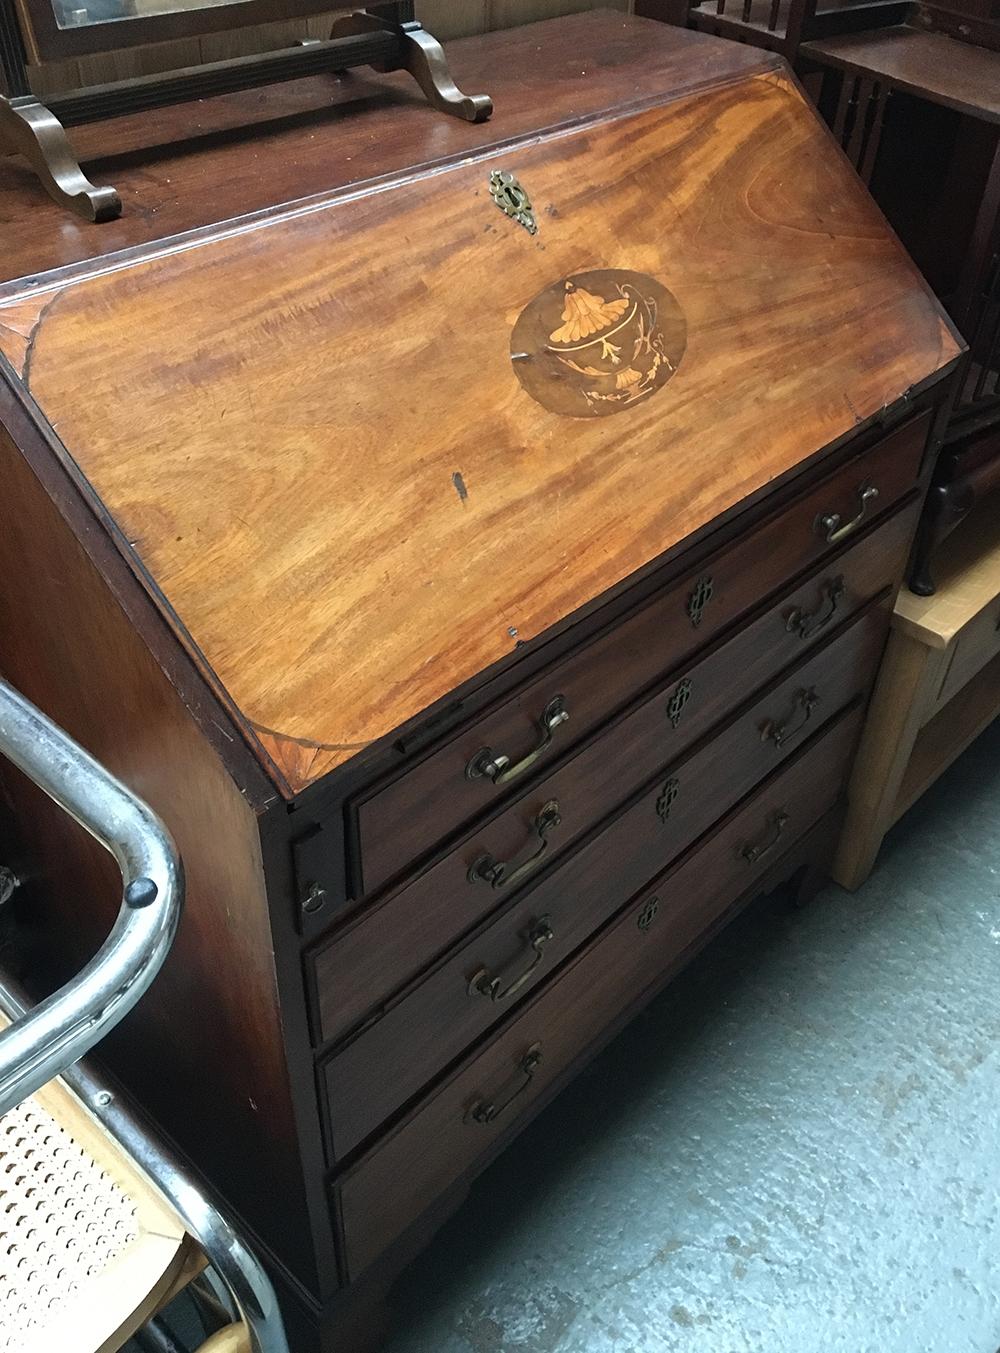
[337,704,864,1279]
[353,414,929,895]
[321,602,887,1156]
[935,595,1000,711]
[312,509,912,1052]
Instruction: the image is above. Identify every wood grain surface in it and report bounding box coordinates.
[0,14,768,287]
[2,69,960,796]
[352,423,925,896]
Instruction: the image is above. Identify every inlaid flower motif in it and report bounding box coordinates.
[548,283,630,344]
[511,268,686,419]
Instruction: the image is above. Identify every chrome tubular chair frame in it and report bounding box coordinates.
[0,675,290,1352]
[0,972,291,1353]
[0,675,181,1114]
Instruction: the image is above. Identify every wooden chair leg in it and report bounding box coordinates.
[909,480,975,596]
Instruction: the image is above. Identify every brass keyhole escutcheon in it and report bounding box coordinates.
[687,576,714,628]
[637,896,660,932]
[666,677,692,729]
[656,777,680,823]
[489,169,538,235]
[501,182,526,211]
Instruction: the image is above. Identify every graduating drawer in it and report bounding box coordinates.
[311,524,910,1054]
[353,414,929,895]
[319,601,887,1156]
[336,702,864,1278]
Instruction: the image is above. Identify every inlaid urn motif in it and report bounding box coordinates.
[510,268,686,418]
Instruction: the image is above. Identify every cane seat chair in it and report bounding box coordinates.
[0,675,287,1353]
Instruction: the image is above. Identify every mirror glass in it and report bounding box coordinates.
[50,0,250,30]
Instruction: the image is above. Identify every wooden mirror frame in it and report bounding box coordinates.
[0,1,493,221]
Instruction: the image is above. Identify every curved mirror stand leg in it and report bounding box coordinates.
[398,25,494,123]
[0,95,122,222]
[330,11,493,123]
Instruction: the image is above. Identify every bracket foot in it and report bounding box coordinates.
[0,95,121,223]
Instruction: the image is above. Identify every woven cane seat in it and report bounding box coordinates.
[0,1018,193,1353]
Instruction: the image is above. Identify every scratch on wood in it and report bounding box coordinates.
[250,720,370,753]
[452,471,469,504]
[20,290,66,390]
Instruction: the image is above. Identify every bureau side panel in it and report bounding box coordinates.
[0,417,320,1286]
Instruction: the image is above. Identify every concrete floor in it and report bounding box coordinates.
[381,717,1000,1353]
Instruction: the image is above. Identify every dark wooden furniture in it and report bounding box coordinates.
[0,0,492,222]
[910,424,1000,591]
[798,24,1000,591]
[0,14,962,1350]
[636,0,909,61]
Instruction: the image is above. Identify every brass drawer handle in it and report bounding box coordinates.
[467,917,554,1002]
[816,483,879,544]
[741,810,790,865]
[760,687,819,749]
[467,1043,543,1125]
[465,697,569,785]
[468,800,562,891]
[785,575,845,640]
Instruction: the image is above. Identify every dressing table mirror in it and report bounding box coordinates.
[0,0,492,220]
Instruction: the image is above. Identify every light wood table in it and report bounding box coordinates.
[834,493,1000,890]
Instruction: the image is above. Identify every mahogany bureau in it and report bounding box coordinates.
[0,13,963,1350]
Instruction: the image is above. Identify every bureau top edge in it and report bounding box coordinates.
[0,14,778,295]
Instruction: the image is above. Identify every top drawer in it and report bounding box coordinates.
[352,413,930,895]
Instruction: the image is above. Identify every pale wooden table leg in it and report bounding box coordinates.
[833,628,948,890]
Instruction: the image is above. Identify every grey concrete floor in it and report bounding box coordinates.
[381,717,1000,1353]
